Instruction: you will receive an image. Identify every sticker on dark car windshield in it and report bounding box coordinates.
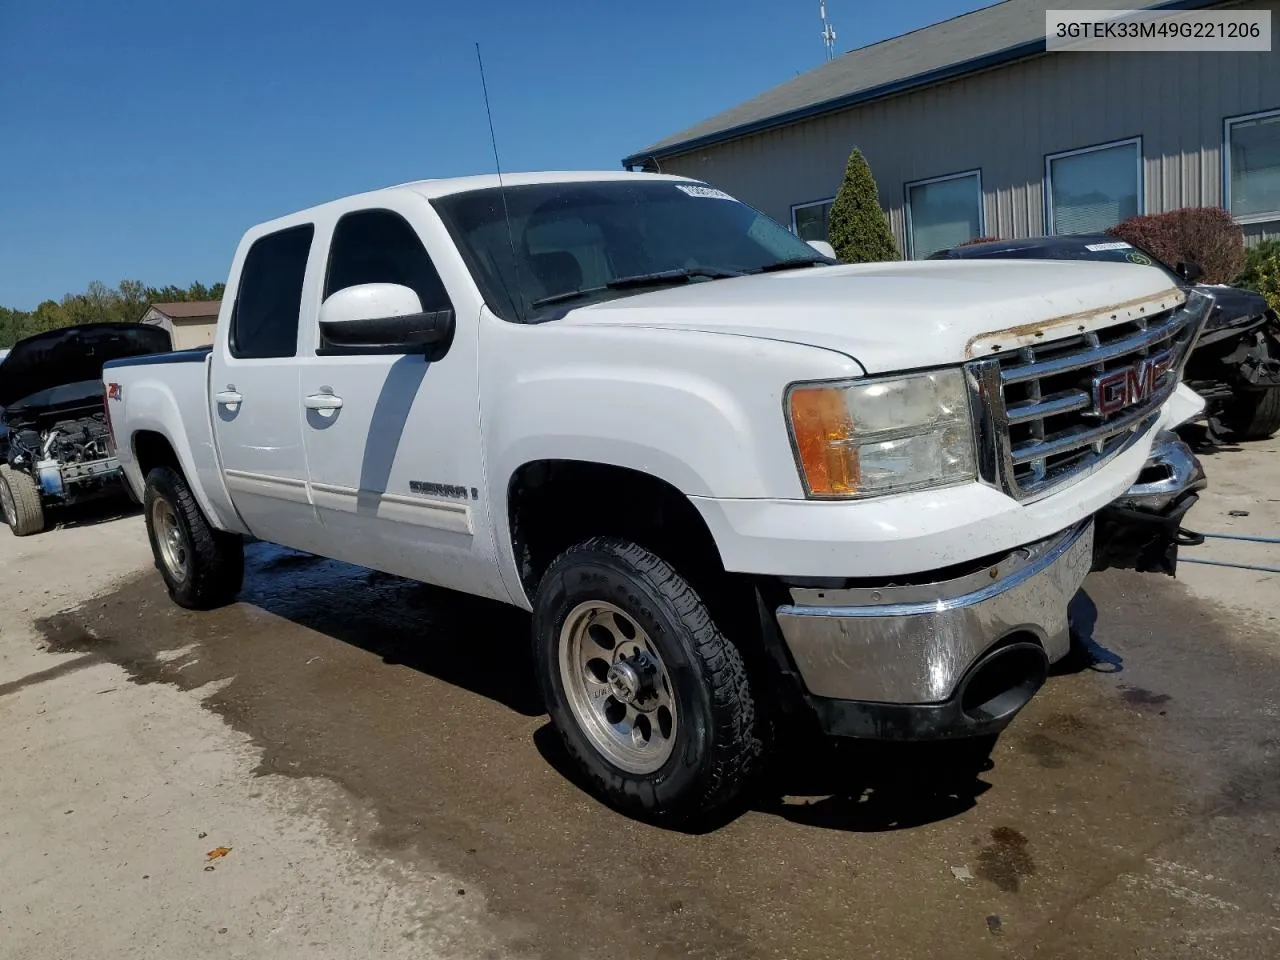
[675,184,735,200]
[1126,251,1153,266]
[1085,241,1132,252]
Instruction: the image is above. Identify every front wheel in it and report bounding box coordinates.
[1225,387,1280,441]
[143,466,244,609]
[532,537,765,825]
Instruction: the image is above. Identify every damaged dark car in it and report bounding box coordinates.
[931,235,1280,442]
[931,238,1221,577]
[0,322,171,536]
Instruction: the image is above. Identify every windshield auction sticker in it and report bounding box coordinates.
[675,184,735,200]
[1047,9,1271,51]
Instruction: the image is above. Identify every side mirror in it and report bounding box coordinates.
[806,240,837,260]
[1176,260,1205,285]
[318,283,454,358]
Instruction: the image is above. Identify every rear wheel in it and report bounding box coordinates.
[532,537,765,825]
[143,466,243,609]
[0,465,45,536]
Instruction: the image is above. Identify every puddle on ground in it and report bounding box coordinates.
[29,546,1280,959]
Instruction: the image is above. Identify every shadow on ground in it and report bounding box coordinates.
[1052,589,1124,676]
[239,541,1005,834]
[47,495,140,531]
[241,541,543,717]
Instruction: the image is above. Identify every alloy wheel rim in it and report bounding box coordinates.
[151,497,189,583]
[558,600,678,775]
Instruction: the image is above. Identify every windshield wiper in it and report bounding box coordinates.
[530,266,746,308]
[749,257,833,274]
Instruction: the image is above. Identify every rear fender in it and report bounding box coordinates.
[116,376,247,535]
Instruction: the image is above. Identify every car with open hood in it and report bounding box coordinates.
[0,322,171,535]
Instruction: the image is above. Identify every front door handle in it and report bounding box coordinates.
[303,393,343,411]
[215,389,243,408]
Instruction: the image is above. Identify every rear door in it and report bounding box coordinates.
[210,223,324,552]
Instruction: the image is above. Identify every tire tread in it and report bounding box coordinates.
[0,465,46,536]
[1228,386,1280,441]
[144,466,243,609]
[537,537,764,823]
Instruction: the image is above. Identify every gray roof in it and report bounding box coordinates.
[623,0,1216,166]
[146,300,221,322]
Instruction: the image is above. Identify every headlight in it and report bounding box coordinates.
[786,369,977,498]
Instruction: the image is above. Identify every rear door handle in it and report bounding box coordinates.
[215,390,243,407]
[303,393,343,411]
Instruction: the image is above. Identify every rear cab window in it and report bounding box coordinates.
[230,224,315,359]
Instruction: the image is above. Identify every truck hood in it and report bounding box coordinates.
[0,322,171,408]
[558,259,1185,373]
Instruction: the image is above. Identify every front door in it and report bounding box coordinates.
[297,204,506,601]
[211,223,323,553]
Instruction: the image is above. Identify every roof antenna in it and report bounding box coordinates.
[475,42,527,322]
[820,1,837,61]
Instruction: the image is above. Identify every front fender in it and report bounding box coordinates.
[479,319,861,602]
[483,324,862,501]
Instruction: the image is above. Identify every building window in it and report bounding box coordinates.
[1045,137,1142,235]
[1226,109,1280,221]
[905,170,983,258]
[792,198,834,242]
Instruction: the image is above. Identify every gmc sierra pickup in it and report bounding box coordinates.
[103,171,1211,823]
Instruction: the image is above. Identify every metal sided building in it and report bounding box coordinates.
[622,0,1280,258]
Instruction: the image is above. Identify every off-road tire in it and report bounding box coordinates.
[143,466,243,609]
[1225,387,1280,441]
[532,537,766,825]
[0,465,45,536]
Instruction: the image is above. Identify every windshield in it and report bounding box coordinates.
[431,180,827,321]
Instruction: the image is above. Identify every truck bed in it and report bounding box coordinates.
[103,346,247,535]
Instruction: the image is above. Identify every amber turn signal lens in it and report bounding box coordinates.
[788,386,860,496]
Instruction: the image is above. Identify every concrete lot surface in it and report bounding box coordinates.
[1,445,1278,959]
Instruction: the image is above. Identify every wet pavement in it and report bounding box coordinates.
[35,540,1280,959]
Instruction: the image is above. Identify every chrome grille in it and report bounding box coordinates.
[966,290,1212,501]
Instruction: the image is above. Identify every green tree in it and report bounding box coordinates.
[118,279,151,322]
[827,148,900,263]
[1251,252,1280,313]
[0,277,226,348]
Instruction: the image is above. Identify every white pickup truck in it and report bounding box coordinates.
[103,171,1211,823]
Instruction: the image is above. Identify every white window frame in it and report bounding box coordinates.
[904,169,984,259]
[790,197,836,239]
[1224,108,1280,224]
[1044,136,1144,235]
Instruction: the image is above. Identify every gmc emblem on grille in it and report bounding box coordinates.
[1091,348,1175,416]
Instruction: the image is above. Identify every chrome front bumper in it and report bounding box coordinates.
[775,521,1094,706]
[1092,431,1207,576]
[1113,431,1206,513]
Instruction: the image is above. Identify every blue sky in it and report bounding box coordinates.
[0,0,993,310]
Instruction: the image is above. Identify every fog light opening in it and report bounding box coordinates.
[959,641,1048,723]
[1136,463,1173,486]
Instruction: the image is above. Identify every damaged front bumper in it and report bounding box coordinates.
[1092,431,1206,576]
[769,432,1207,743]
[775,522,1095,741]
